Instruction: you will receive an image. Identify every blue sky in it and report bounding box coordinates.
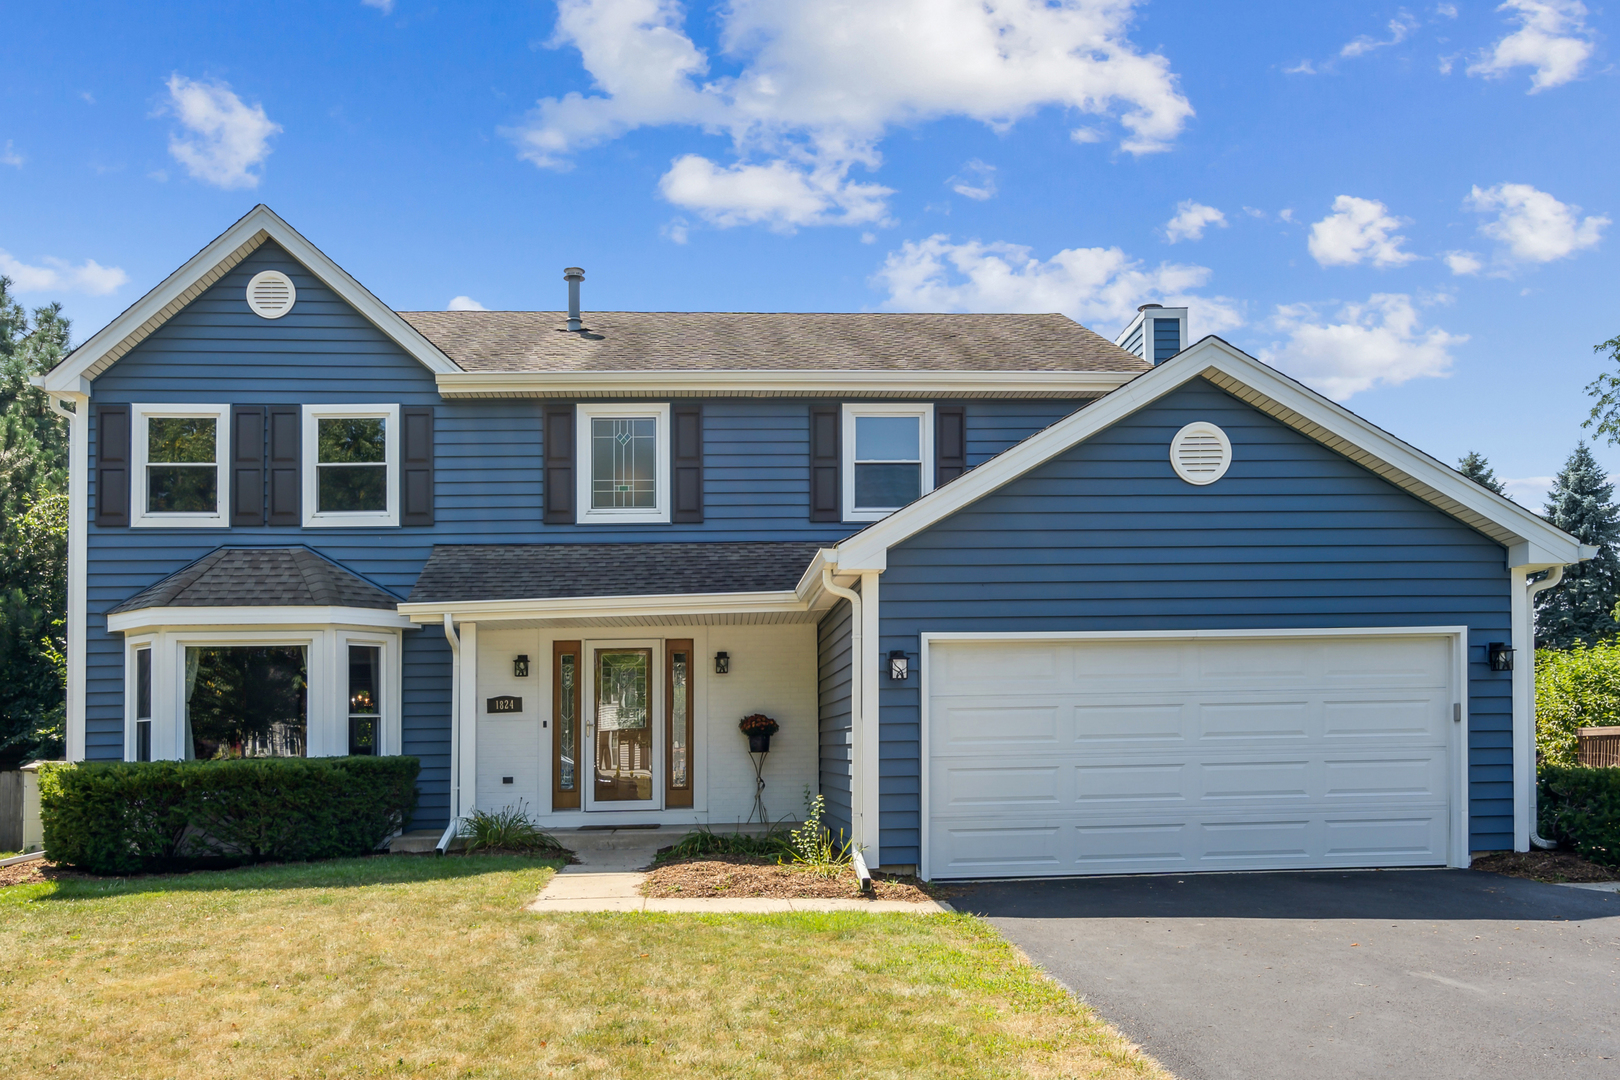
[2,0,1616,504]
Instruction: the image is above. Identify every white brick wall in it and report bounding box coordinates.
[700,624,819,827]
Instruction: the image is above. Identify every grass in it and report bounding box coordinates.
[0,857,1169,1079]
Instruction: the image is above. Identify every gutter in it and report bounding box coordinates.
[820,568,865,857]
[1525,566,1566,851]
[440,613,462,852]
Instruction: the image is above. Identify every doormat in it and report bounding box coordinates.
[574,824,663,831]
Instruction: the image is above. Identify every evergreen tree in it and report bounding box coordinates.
[1457,451,1508,497]
[0,278,70,766]
[1537,442,1620,647]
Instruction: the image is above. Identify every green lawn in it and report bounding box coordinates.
[0,857,1167,1079]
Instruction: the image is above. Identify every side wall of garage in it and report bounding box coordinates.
[875,377,1514,867]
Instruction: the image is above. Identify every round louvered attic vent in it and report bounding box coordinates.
[245,270,296,319]
[1169,422,1232,485]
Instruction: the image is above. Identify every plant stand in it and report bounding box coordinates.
[746,750,769,825]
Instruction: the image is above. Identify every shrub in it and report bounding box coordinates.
[1539,765,1620,868]
[1535,641,1620,766]
[788,792,852,878]
[459,802,566,854]
[40,756,419,875]
[654,826,791,865]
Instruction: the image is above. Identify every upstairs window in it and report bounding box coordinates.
[132,404,228,527]
[842,403,934,522]
[575,403,670,524]
[302,405,400,527]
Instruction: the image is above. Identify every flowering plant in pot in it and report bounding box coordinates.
[738,713,779,753]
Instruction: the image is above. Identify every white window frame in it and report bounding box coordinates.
[575,403,671,525]
[302,404,400,528]
[124,625,403,762]
[131,403,230,528]
[841,403,934,523]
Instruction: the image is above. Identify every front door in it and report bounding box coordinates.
[586,644,660,809]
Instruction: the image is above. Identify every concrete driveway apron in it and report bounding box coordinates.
[954,869,1620,1080]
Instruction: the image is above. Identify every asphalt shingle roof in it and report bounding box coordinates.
[405,542,825,604]
[108,548,401,614]
[396,311,1149,374]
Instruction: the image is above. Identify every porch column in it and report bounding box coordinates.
[456,622,478,819]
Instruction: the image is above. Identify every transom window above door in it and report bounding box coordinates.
[302,405,400,527]
[842,403,934,522]
[132,404,229,526]
[575,403,670,524]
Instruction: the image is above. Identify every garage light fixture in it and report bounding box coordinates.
[1488,642,1514,672]
[889,650,909,681]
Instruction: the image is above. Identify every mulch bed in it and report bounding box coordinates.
[1472,849,1619,884]
[641,855,942,902]
[0,860,93,888]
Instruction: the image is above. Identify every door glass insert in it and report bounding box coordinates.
[559,652,577,792]
[594,649,652,801]
[348,645,380,755]
[670,650,689,788]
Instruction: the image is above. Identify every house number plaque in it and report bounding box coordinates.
[486,695,523,714]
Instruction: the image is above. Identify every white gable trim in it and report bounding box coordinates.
[39,205,459,393]
[832,336,1587,572]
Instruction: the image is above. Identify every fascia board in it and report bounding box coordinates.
[398,589,808,622]
[44,205,458,392]
[835,336,1585,569]
[432,369,1141,398]
[106,605,415,634]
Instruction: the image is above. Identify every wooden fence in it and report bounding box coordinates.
[1577,726,1620,768]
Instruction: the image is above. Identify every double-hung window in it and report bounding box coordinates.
[132,404,229,526]
[302,405,400,527]
[575,403,670,524]
[841,403,934,522]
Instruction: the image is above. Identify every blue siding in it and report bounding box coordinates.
[817,598,854,841]
[82,241,1082,826]
[876,378,1515,865]
[1152,318,1181,364]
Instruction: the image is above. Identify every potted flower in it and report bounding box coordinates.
[739,713,779,753]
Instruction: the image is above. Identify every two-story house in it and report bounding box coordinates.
[36,206,1585,879]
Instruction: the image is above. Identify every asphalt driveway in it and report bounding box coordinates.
[954,869,1620,1080]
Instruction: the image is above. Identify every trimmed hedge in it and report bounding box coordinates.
[39,756,419,875]
[1539,765,1620,868]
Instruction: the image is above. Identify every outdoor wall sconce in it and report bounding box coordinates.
[889,650,909,681]
[1488,643,1515,672]
[513,654,530,678]
[715,651,730,675]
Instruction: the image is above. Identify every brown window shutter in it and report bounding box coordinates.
[671,404,703,523]
[400,406,434,526]
[230,406,266,527]
[809,404,840,522]
[543,406,575,524]
[935,404,967,485]
[267,406,301,526]
[95,404,131,527]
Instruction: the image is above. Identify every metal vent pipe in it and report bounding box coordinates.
[564,267,585,331]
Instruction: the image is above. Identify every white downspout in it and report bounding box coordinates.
[1524,565,1565,850]
[439,613,461,853]
[47,392,87,762]
[821,567,865,855]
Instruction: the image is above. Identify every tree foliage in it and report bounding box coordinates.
[1582,331,1620,445]
[1535,641,1620,766]
[1456,451,1508,497]
[0,277,70,767]
[1537,442,1620,648]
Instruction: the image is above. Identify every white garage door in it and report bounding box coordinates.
[925,633,1459,879]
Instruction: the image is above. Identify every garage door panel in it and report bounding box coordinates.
[927,634,1457,879]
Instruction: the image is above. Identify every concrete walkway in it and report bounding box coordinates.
[526,825,951,914]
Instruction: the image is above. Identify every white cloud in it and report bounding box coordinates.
[658,154,892,231]
[0,250,128,296]
[362,0,395,11]
[447,295,488,311]
[1259,293,1464,400]
[507,0,1192,229]
[1467,0,1594,92]
[872,234,1243,339]
[1164,200,1226,243]
[1284,59,1317,75]
[948,160,997,201]
[1436,3,1458,17]
[1444,250,1485,275]
[1502,475,1554,505]
[1307,195,1418,268]
[1464,182,1608,266]
[1,141,23,168]
[1341,12,1420,58]
[164,75,281,189]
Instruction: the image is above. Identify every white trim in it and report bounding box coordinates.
[245,270,296,319]
[1113,307,1188,363]
[41,205,459,392]
[50,392,88,761]
[130,403,230,528]
[833,337,1587,571]
[1169,421,1232,485]
[108,605,414,634]
[858,572,882,866]
[841,403,934,523]
[1510,569,1532,852]
[433,369,1140,399]
[916,626,1471,881]
[575,403,671,525]
[301,404,401,528]
[122,636,155,762]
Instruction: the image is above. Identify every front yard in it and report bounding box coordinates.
[0,856,1166,1079]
